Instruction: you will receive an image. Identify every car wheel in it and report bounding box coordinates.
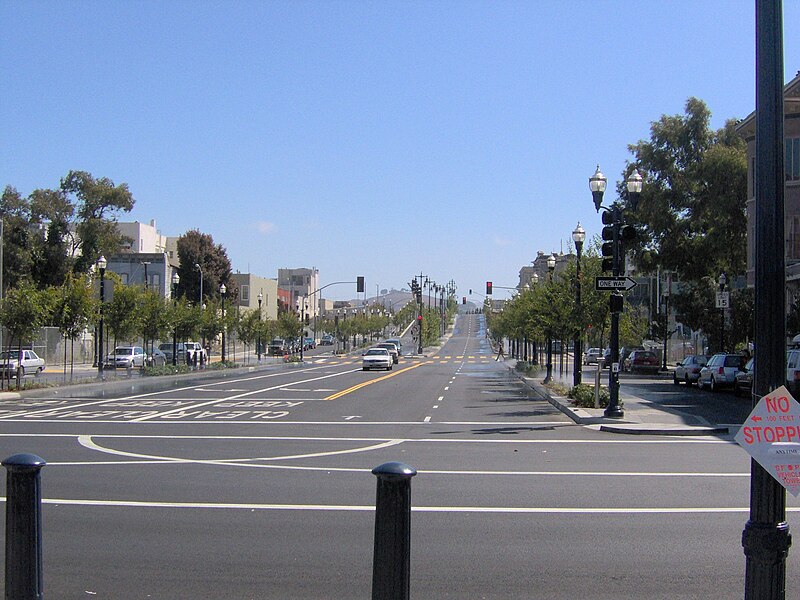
[710,376,717,392]
[20,366,26,377]
[733,384,741,397]
[685,375,692,387]
[673,373,680,385]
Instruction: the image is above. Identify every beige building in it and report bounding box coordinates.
[736,71,800,300]
[230,273,279,320]
[278,268,320,317]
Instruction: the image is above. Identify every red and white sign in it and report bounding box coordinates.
[735,385,800,497]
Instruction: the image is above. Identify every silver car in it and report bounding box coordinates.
[698,353,745,391]
[105,346,146,369]
[362,348,393,371]
[673,355,709,386]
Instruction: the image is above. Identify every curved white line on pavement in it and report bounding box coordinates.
[2,497,798,515]
[78,435,405,466]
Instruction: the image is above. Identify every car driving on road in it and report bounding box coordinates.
[374,342,400,364]
[362,347,393,371]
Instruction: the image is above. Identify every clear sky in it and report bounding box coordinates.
[2,1,799,301]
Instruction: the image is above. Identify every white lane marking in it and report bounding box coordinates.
[3,498,795,514]
[432,405,439,409]
[0,363,347,420]
[444,386,449,391]
[0,433,734,444]
[78,435,405,464]
[437,396,444,402]
[130,369,362,421]
[424,416,432,422]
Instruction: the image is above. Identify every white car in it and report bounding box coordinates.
[582,347,602,365]
[362,348,393,371]
[105,346,146,369]
[0,349,46,376]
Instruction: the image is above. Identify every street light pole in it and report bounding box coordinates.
[590,165,643,418]
[572,223,585,386]
[718,272,727,353]
[220,283,226,364]
[96,256,107,380]
[544,254,556,384]
[194,263,203,305]
[171,272,180,366]
[257,292,263,363]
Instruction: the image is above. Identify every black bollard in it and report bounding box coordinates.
[371,461,416,600]
[3,453,46,600]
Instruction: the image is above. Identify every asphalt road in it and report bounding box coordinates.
[1,312,800,598]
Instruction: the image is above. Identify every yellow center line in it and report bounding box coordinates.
[324,361,431,400]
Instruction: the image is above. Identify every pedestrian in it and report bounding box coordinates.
[495,343,505,361]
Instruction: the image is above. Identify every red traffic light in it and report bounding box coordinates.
[486,281,493,295]
[417,315,423,321]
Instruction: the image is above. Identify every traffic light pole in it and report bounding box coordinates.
[606,205,624,418]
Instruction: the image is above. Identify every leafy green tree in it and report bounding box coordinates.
[104,283,142,351]
[627,98,747,282]
[0,280,50,387]
[237,309,261,363]
[139,289,171,357]
[50,274,95,374]
[60,170,136,274]
[0,186,34,290]
[29,187,74,287]
[175,230,236,304]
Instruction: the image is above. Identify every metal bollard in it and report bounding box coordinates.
[371,462,416,600]
[3,453,46,600]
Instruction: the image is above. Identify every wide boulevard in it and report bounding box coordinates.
[2,310,800,598]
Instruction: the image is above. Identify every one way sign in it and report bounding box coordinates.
[595,276,637,292]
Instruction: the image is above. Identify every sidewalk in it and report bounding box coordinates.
[504,358,731,437]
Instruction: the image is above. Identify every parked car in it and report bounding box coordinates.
[319,334,335,346]
[601,347,612,368]
[147,347,167,367]
[582,347,602,365]
[698,353,745,391]
[385,338,403,356]
[734,357,754,397]
[787,349,800,396]
[0,349,45,376]
[303,337,316,350]
[105,346,146,369]
[623,350,659,374]
[374,342,400,364]
[268,338,288,356]
[362,347,393,371]
[673,355,709,386]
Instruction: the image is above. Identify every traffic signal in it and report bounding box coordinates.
[356,276,365,293]
[417,314,423,323]
[601,211,616,273]
[486,281,493,295]
[462,296,467,304]
[609,293,624,313]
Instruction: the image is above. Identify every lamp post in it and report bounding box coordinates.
[96,256,107,380]
[590,165,643,418]
[718,272,727,353]
[543,254,556,384]
[194,263,203,305]
[662,277,670,371]
[220,283,226,364]
[572,222,586,386]
[171,272,180,366]
[257,292,263,363]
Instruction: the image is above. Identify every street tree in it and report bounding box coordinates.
[29,187,74,287]
[50,274,95,376]
[0,280,50,388]
[103,283,142,352]
[175,230,236,304]
[0,186,34,290]
[139,289,171,358]
[60,170,136,274]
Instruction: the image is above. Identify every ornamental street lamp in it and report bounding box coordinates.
[171,272,180,366]
[543,254,556,384]
[590,165,643,418]
[220,283,227,363]
[194,263,203,305]
[718,272,727,352]
[257,292,263,363]
[572,222,586,386]
[97,256,107,380]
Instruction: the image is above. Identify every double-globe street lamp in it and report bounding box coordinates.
[590,165,643,418]
[257,292,263,362]
[543,253,556,384]
[572,222,586,386]
[718,272,727,353]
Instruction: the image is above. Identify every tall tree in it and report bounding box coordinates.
[28,187,74,287]
[0,186,34,291]
[175,229,237,304]
[60,170,135,273]
[627,97,747,281]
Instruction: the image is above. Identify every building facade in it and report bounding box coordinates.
[278,268,320,316]
[230,273,279,320]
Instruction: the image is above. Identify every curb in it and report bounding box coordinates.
[504,362,729,436]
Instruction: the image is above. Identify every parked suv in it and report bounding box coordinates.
[698,353,745,391]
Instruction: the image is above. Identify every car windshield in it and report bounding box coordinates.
[366,349,387,356]
[0,351,21,360]
[158,344,172,351]
[114,348,133,355]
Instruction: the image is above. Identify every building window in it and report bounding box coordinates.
[787,138,800,182]
[241,285,250,302]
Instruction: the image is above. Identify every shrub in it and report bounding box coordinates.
[141,364,191,377]
[568,383,611,408]
[515,361,539,375]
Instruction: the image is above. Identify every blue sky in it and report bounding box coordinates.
[2,1,799,300]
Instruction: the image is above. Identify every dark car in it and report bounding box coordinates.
[734,357,754,397]
[319,334,335,346]
[673,355,709,386]
[623,350,659,374]
[147,348,167,367]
